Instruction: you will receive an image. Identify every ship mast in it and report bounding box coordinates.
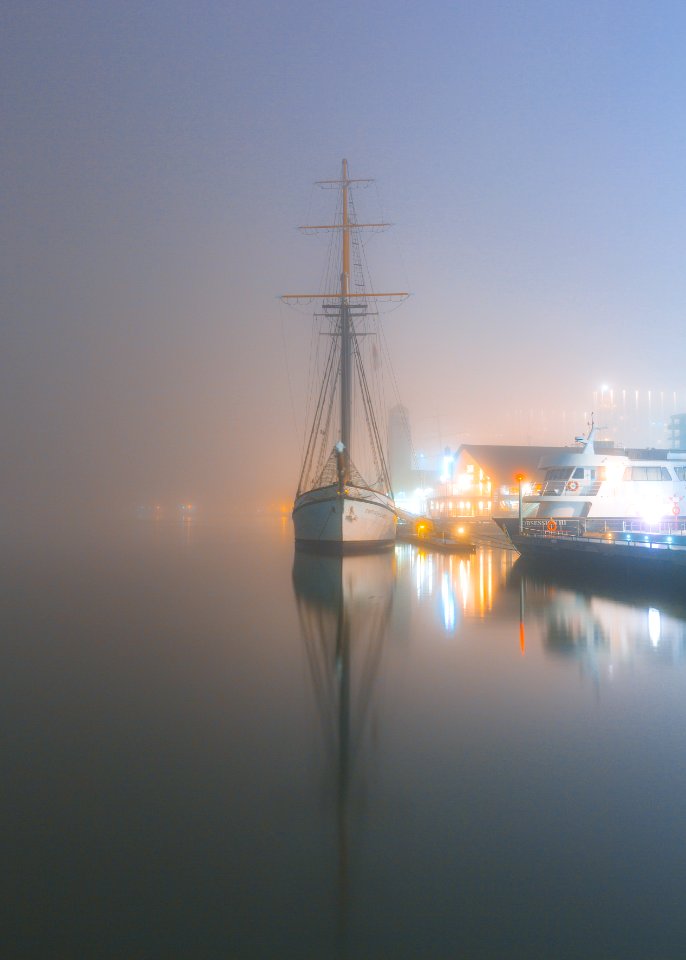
[340,159,352,478]
[281,160,408,489]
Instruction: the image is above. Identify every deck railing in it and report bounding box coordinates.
[522,516,686,546]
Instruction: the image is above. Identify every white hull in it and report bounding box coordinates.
[293,484,396,547]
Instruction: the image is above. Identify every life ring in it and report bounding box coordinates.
[673,505,681,516]
[566,480,579,492]
[546,519,557,532]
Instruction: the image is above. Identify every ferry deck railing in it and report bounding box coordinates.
[522,516,686,549]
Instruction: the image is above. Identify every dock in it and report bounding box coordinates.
[396,510,475,553]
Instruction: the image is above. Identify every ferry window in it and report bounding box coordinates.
[546,468,573,481]
[572,467,585,479]
[585,468,606,480]
[675,467,686,481]
[625,466,671,481]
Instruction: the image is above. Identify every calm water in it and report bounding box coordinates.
[6,516,686,959]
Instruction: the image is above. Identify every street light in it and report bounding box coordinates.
[514,473,525,533]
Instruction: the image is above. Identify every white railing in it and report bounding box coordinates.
[522,516,686,545]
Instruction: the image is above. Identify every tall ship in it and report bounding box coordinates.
[282,160,407,550]
[496,424,686,575]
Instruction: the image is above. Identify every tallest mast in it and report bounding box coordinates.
[341,158,350,296]
[281,159,408,501]
[340,159,351,477]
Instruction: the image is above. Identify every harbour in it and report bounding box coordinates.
[7,513,686,958]
[8,149,686,954]
[8,3,686,956]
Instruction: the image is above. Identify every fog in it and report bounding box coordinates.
[4,2,686,529]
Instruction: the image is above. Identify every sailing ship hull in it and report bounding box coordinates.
[293,484,396,549]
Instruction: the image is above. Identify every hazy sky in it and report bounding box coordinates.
[4,1,686,517]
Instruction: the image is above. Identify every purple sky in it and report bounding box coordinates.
[3,1,686,517]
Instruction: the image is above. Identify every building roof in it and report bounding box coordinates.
[457,444,570,481]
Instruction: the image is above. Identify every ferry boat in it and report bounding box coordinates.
[496,425,686,575]
[282,160,407,550]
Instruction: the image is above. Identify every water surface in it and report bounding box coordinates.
[5,516,686,958]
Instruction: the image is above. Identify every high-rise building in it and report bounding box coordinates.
[591,386,683,448]
[669,414,686,450]
[387,405,414,493]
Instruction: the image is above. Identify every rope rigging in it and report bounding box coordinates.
[283,160,410,506]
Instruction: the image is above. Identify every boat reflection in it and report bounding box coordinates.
[292,547,395,952]
[515,559,686,678]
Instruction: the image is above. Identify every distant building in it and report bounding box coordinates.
[428,444,570,519]
[669,414,686,450]
[387,404,414,493]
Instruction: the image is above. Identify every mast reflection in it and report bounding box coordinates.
[292,547,395,954]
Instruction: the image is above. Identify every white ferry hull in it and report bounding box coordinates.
[293,484,396,549]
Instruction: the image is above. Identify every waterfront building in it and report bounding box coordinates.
[428,444,567,519]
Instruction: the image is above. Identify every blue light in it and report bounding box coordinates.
[441,572,456,632]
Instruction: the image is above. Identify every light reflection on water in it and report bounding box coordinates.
[396,543,517,629]
[397,538,686,678]
[521,567,686,685]
[289,535,686,958]
[6,518,686,959]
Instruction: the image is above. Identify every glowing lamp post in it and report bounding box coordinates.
[514,473,525,533]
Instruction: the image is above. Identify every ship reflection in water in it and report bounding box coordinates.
[516,559,686,682]
[290,538,686,957]
[10,518,686,959]
[405,534,686,673]
[292,548,395,949]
